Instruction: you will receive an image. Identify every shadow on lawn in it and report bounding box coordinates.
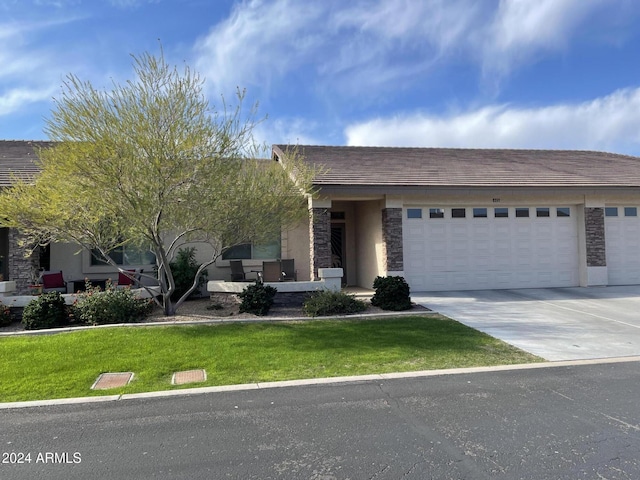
[166,316,492,355]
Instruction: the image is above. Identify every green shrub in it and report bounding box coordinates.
[0,303,13,327]
[238,282,277,316]
[22,292,69,330]
[371,276,412,311]
[169,247,208,301]
[72,282,153,325]
[302,290,367,317]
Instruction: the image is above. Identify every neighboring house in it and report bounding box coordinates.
[0,140,303,293]
[0,141,54,292]
[273,144,640,292]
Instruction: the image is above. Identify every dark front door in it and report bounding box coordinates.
[331,224,346,284]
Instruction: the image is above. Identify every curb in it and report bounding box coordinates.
[2,355,639,410]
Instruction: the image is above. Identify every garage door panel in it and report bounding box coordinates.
[605,207,640,285]
[404,206,579,291]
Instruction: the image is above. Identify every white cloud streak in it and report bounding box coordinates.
[345,88,640,153]
[0,87,55,116]
[0,17,78,118]
[193,0,631,99]
[194,0,327,97]
[482,0,610,80]
[253,117,324,150]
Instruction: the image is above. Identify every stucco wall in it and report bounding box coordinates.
[355,200,384,289]
[281,221,311,282]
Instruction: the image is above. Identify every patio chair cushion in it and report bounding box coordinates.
[117,270,136,286]
[42,271,65,289]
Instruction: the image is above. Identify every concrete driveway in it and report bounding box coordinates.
[412,286,640,361]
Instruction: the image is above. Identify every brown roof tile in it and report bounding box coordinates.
[0,140,53,187]
[273,145,640,188]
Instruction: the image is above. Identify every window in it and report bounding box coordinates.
[605,207,618,217]
[625,207,638,217]
[407,208,422,219]
[222,238,281,260]
[90,245,156,266]
[515,208,529,218]
[556,207,571,217]
[451,208,466,218]
[494,207,509,218]
[536,207,550,217]
[473,208,487,218]
[429,208,444,219]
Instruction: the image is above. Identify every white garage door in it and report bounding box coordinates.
[403,206,579,291]
[605,206,640,285]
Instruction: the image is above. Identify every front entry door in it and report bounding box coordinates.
[331,224,346,285]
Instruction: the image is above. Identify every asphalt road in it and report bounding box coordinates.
[2,360,640,479]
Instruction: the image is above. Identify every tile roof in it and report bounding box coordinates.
[272,144,640,188]
[0,140,53,187]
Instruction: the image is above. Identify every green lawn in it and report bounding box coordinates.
[0,315,542,402]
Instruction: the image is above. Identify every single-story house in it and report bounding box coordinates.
[0,140,306,293]
[4,140,640,294]
[273,144,640,292]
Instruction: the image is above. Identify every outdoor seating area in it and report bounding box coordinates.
[34,268,145,294]
[229,259,297,283]
[40,270,68,294]
[115,269,143,289]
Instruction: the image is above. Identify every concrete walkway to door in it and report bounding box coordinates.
[413,286,640,361]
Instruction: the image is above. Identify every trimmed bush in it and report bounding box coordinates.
[303,290,367,317]
[170,247,208,300]
[72,282,153,325]
[238,282,277,316]
[22,292,69,330]
[371,276,412,311]
[0,303,13,327]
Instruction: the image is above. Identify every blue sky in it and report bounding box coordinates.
[2,0,640,155]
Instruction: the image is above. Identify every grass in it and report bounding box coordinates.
[0,315,542,402]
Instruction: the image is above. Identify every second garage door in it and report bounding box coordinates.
[403,206,580,291]
[605,206,640,285]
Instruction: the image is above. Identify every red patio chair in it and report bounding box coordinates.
[116,269,141,288]
[41,270,68,294]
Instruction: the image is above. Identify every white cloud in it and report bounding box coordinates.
[482,0,610,80]
[253,117,324,150]
[0,17,79,117]
[193,0,484,99]
[344,87,640,154]
[193,0,327,97]
[193,0,633,101]
[0,87,55,116]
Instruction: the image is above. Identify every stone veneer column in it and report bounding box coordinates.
[382,208,403,273]
[584,207,606,267]
[8,229,40,294]
[309,206,331,281]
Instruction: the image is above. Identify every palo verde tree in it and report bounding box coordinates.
[0,51,313,315]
